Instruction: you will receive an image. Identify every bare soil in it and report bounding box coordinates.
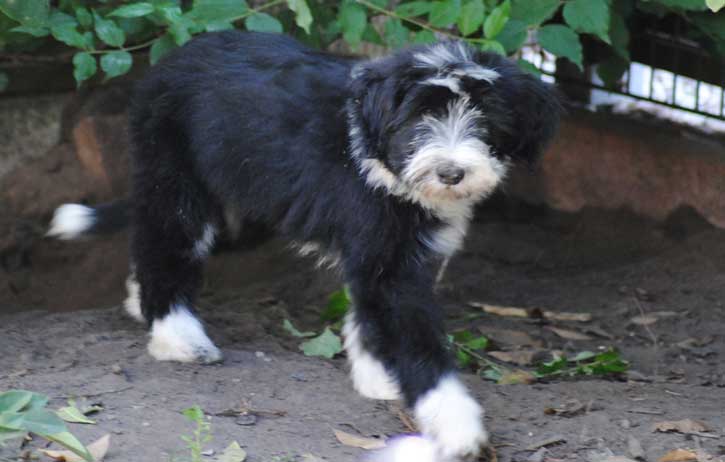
[1,201,724,462]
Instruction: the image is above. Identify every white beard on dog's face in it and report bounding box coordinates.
[402,98,507,213]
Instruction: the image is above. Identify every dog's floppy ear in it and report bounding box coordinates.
[348,63,407,159]
[499,71,563,165]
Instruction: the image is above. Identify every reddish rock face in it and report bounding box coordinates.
[510,110,725,229]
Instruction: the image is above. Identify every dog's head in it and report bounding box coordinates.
[347,41,562,217]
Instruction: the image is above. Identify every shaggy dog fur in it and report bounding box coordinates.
[49,31,561,461]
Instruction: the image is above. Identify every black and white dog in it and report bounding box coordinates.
[49,31,561,461]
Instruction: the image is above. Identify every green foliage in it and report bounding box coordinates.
[535,349,629,378]
[181,405,213,462]
[0,390,93,461]
[0,0,722,90]
[300,327,343,359]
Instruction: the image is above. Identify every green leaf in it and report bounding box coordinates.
[413,29,437,44]
[17,409,67,436]
[189,0,248,22]
[101,50,133,79]
[50,11,93,49]
[537,24,583,70]
[456,348,472,367]
[72,52,97,85]
[0,391,33,413]
[93,11,126,47]
[458,0,485,36]
[282,319,317,338]
[287,0,313,33]
[245,12,283,33]
[43,431,94,462]
[429,0,462,27]
[517,58,542,76]
[109,3,156,18]
[182,405,204,422]
[707,0,725,12]
[9,25,50,37]
[300,327,343,359]
[0,72,8,93]
[563,0,611,44]
[395,1,433,17]
[496,18,527,53]
[0,0,50,27]
[217,441,247,462]
[321,289,350,323]
[362,23,384,45]
[158,5,194,45]
[483,0,510,39]
[609,10,629,59]
[384,17,409,48]
[0,428,26,444]
[205,19,234,31]
[571,350,597,362]
[75,7,93,29]
[339,1,366,47]
[56,405,96,425]
[596,54,628,88]
[464,335,489,350]
[479,39,505,55]
[510,0,559,26]
[150,33,176,64]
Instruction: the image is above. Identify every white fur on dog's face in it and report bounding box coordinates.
[402,97,507,213]
[355,97,508,221]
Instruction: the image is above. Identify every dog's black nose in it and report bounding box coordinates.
[437,166,465,185]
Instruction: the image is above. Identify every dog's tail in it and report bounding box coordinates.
[47,199,130,240]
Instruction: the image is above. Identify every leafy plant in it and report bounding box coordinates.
[534,349,629,378]
[181,405,213,462]
[0,0,723,92]
[0,389,93,461]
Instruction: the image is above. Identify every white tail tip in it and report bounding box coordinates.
[46,204,96,240]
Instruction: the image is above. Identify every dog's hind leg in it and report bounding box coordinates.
[129,159,222,363]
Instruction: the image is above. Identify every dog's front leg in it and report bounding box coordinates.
[344,266,488,461]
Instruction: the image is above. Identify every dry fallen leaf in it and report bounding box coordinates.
[488,350,537,366]
[472,303,530,318]
[659,449,698,462]
[653,419,711,435]
[300,455,326,462]
[544,326,593,340]
[544,310,592,322]
[498,369,537,385]
[470,302,591,322]
[477,328,543,348]
[543,399,587,418]
[333,429,386,450]
[631,315,658,326]
[41,434,110,462]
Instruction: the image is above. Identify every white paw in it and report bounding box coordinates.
[414,376,488,460]
[343,314,401,401]
[367,436,437,462]
[148,306,222,364]
[123,275,145,323]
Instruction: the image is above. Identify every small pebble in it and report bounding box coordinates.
[111,364,123,374]
[201,449,215,456]
[235,414,257,426]
[620,419,631,429]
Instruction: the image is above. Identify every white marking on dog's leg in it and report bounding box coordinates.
[147,305,222,364]
[46,204,95,240]
[368,435,437,462]
[414,375,488,460]
[192,224,216,259]
[434,257,450,289]
[343,313,401,401]
[123,274,144,323]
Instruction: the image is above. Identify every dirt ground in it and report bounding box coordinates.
[1,200,724,462]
